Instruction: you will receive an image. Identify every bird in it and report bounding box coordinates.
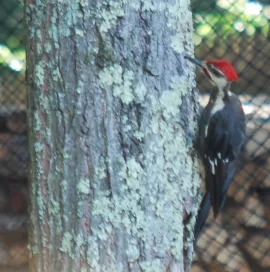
[185,55,246,241]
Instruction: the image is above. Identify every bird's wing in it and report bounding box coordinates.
[204,110,239,217]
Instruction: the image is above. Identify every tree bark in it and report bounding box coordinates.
[25,0,199,271]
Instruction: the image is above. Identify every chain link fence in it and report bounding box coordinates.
[0,0,28,271]
[191,0,270,271]
[0,0,269,271]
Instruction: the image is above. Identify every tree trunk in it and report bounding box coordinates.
[25,0,199,271]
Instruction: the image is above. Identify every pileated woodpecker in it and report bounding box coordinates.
[185,56,246,241]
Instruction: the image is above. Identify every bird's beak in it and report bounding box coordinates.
[184,55,204,68]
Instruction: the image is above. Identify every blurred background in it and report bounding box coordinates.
[0,0,268,271]
[0,0,28,272]
[191,0,269,271]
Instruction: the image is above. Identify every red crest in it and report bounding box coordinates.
[207,59,238,81]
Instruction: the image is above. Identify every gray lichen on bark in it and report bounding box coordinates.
[25,0,199,271]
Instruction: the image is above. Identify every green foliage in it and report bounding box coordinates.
[0,0,25,73]
[192,0,269,46]
[0,44,25,72]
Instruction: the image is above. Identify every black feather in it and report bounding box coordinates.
[193,193,210,241]
[194,161,237,242]
[203,93,245,217]
[193,91,246,242]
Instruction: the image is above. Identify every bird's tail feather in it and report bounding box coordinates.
[193,193,211,242]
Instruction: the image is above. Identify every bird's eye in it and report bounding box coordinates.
[212,69,223,77]
[209,65,224,78]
